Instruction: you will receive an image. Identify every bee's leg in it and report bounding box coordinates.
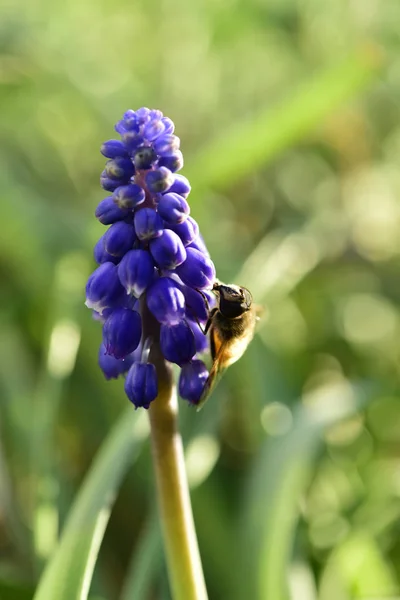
[195,289,211,312]
[193,308,217,335]
[203,308,218,335]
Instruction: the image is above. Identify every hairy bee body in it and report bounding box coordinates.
[197,281,259,409]
[209,308,257,368]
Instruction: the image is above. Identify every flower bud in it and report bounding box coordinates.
[98,342,135,379]
[146,277,185,325]
[181,284,213,322]
[168,174,191,198]
[121,130,144,152]
[176,247,215,290]
[103,222,136,257]
[113,184,145,209]
[143,118,165,141]
[92,308,113,323]
[118,249,155,297]
[188,235,210,256]
[95,197,130,225]
[179,284,209,323]
[114,111,138,133]
[150,230,187,269]
[157,193,189,225]
[179,360,209,405]
[100,171,123,192]
[133,146,157,170]
[145,167,174,193]
[105,158,135,180]
[134,208,164,241]
[100,139,128,159]
[124,362,158,409]
[135,107,151,123]
[161,117,175,135]
[166,217,199,246]
[160,320,196,365]
[149,109,163,121]
[103,308,142,359]
[158,151,184,173]
[154,135,180,156]
[85,262,124,313]
[94,236,120,265]
[122,109,139,130]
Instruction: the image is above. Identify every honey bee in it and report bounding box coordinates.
[196,281,260,410]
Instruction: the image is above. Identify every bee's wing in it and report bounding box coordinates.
[196,341,229,411]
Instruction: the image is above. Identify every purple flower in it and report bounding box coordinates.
[118,249,154,297]
[145,167,174,193]
[158,151,184,173]
[179,360,209,405]
[98,342,136,379]
[166,217,199,246]
[113,184,145,209]
[154,134,180,156]
[105,157,135,180]
[149,230,187,269]
[168,174,191,198]
[161,117,174,135]
[85,262,124,313]
[94,237,120,265]
[101,139,128,159]
[124,362,158,409]
[95,197,130,225]
[180,283,212,323]
[100,172,124,192]
[103,222,136,257]
[133,146,157,170]
[160,320,196,365]
[134,208,164,241]
[176,247,216,290]
[86,107,217,408]
[146,277,185,325]
[157,193,190,225]
[103,308,142,359]
[188,235,210,256]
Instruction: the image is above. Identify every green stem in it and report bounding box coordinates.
[148,374,208,600]
[140,293,207,600]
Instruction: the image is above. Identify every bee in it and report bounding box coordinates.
[196,281,260,410]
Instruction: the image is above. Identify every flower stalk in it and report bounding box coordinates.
[149,376,208,600]
[142,298,208,600]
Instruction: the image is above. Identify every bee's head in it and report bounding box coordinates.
[213,282,252,318]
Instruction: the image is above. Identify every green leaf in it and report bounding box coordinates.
[119,511,163,600]
[239,380,376,600]
[34,409,149,600]
[187,46,383,190]
[30,253,90,569]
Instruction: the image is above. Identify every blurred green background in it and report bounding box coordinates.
[1,0,400,598]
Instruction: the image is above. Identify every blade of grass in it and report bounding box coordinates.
[187,45,383,190]
[119,510,163,600]
[31,253,89,569]
[239,379,376,600]
[33,408,149,600]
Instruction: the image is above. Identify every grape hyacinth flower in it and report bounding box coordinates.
[86,108,216,408]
